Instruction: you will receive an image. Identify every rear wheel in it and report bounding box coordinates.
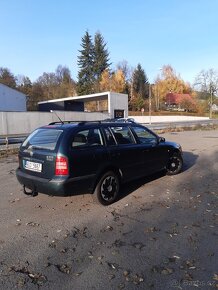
[166,153,183,175]
[93,171,120,205]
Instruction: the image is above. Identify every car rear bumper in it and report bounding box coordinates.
[16,168,95,196]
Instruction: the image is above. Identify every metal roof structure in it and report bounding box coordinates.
[38,92,113,104]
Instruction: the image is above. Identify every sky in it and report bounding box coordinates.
[1,0,218,85]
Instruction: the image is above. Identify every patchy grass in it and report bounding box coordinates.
[0,148,19,158]
[155,123,218,134]
[129,110,208,117]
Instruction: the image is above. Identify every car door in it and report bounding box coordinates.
[131,126,168,175]
[69,127,107,191]
[104,126,145,182]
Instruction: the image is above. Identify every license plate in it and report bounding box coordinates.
[24,160,42,172]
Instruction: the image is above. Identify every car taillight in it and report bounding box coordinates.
[55,156,69,175]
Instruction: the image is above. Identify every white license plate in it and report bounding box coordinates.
[24,160,42,172]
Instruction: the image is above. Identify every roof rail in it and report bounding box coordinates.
[77,120,102,125]
[48,119,135,126]
[49,121,78,125]
[48,120,102,125]
[103,118,135,123]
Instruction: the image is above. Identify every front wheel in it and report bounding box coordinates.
[93,171,120,205]
[166,154,183,175]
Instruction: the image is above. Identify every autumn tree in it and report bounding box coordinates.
[28,82,44,110]
[55,65,76,98]
[16,75,32,96]
[0,67,17,88]
[177,94,197,112]
[37,72,57,100]
[117,60,132,81]
[26,65,76,110]
[111,70,126,92]
[116,60,133,95]
[16,75,33,110]
[99,69,110,92]
[154,65,192,110]
[99,69,126,93]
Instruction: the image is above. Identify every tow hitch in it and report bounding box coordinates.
[23,185,38,197]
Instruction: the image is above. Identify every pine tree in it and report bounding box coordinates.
[132,64,149,99]
[77,31,94,95]
[93,32,110,83]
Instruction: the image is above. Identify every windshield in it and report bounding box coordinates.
[22,129,63,151]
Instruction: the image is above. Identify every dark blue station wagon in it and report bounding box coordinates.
[16,120,183,205]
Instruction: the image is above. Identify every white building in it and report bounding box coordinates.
[38,91,128,119]
[0,83,27,112]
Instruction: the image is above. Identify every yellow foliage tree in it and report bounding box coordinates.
[99,69,126,93]
[99,69,111,92]
[111,69,126,92]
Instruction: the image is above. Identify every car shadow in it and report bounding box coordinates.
[182,151,199,171]
[118,151,198,202]
[118,170,166,201]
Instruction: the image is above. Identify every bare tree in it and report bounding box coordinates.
[194,69,218,118]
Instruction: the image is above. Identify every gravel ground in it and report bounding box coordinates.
[0,130,217,290]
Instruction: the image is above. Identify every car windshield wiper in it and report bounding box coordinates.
[31,145,52,150]
[23,145,45,150]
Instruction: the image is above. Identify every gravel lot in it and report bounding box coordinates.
[0,130,217,290]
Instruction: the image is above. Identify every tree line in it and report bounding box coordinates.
[0,30,218,113]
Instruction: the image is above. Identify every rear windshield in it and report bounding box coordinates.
[21,129,63,151]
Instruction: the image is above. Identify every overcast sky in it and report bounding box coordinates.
[1,0,217,84]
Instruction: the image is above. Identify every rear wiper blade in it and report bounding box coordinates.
[31,145,47,150]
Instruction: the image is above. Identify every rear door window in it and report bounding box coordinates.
[21,129,63,151]
[72,128,103,147]
[103,128,116,146]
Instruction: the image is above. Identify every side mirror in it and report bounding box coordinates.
[158,137,165,143]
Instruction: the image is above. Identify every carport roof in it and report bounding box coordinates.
[38,92,111,104]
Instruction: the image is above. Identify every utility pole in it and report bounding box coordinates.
[210,85,213,119]
[149,84,152,124]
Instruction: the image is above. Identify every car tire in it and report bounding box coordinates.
[166,153,183,175]
[93,171,120,205]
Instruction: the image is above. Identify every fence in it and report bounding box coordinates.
[0,111,109,136]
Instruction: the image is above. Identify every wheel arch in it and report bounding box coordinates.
[91,165,122,194]
[168,148,182,158]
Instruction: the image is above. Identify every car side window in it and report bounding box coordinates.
[104,128,116,146]
[72,128,103,147]
[110,126,135,145]
[132,126,157,145]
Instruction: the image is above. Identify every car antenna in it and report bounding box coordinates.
[50,110,64,124]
